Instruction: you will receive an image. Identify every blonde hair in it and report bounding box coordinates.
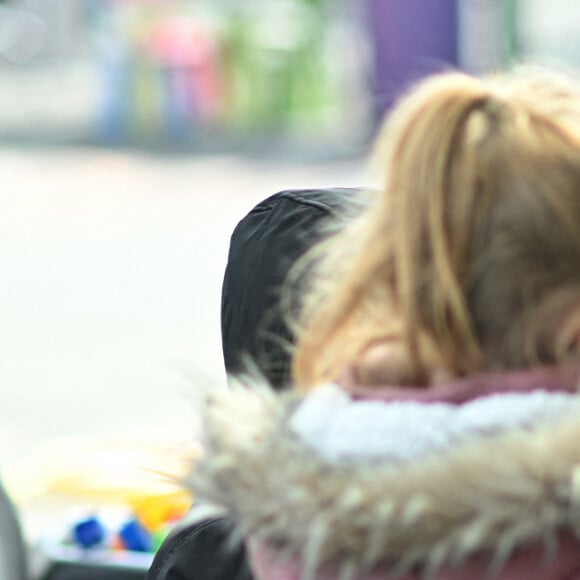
[293,69,580,390]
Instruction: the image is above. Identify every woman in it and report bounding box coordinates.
[189,68,580,579]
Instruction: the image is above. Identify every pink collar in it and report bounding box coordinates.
[347,365,580,404]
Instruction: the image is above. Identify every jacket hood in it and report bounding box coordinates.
[186,367,580,579]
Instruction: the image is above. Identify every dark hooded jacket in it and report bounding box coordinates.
[147,188,363,580]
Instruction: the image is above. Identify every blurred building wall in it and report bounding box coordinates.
[457,0,516,74]
[12,0,88,61]
[365,0,458,120]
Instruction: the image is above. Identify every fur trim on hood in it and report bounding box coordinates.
[186,369,580,578]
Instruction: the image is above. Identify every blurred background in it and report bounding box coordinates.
[0,0,576,150]
[2,0,580,569]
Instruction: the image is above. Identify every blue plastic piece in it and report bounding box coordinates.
[119,519,152,552]
[73,516,106,549]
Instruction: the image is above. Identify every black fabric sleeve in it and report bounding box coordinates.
[221,188,362,389]
[147,188,364,580]
[146,519,253,580]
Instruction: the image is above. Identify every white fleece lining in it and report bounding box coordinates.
[289,384,578,463]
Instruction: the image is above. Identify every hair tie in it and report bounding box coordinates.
[483,96,505,120]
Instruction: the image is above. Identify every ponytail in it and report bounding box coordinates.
[293,69,580,389]
[381,74,501,376]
